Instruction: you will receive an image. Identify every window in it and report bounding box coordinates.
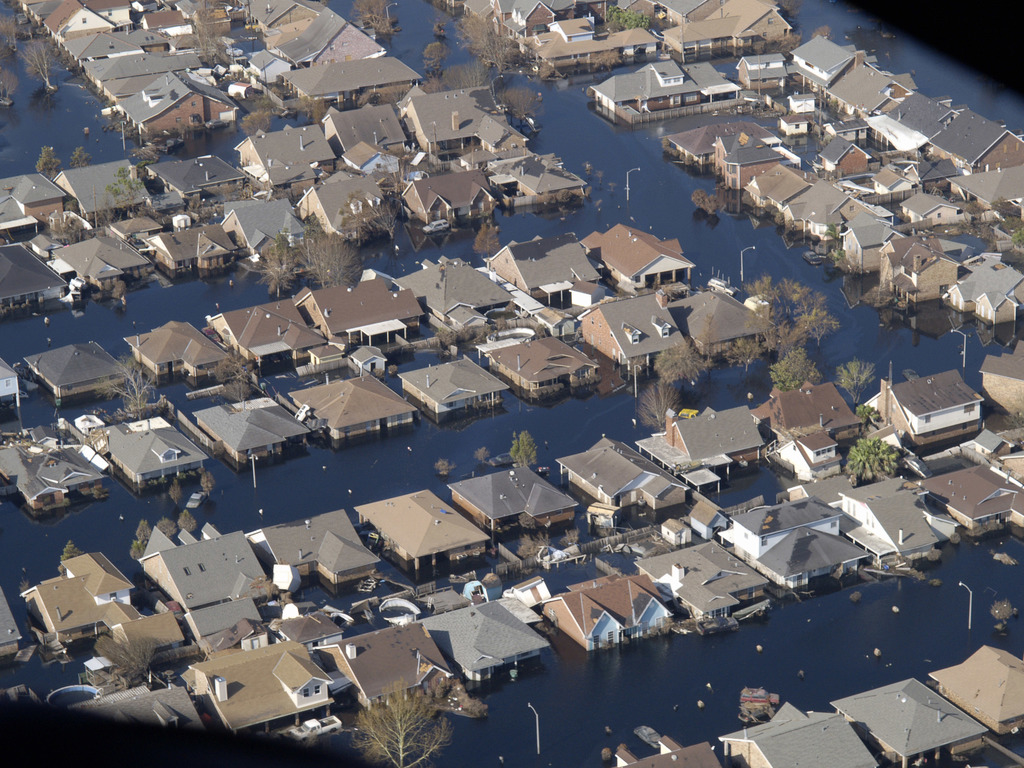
[314,685,322,695]
[183,567,191,576]
[965,403,976,413]
[301,687,310,697]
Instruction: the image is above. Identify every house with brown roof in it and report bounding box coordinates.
[208,300,325,368]
[776,431,842,482]
[869,370,982,447]
[246,508,379,589]
[21,552,138,641]
[930,646,1024,734]
[290,375,417,442]
[665,120,780,168]
[980,342,1024,413]
[146,223,238,277]
[186,641,331,732]
[483,336,597,397]
[402,170,498,224]
[293,278,422,348]
[396,256,512,327]
[400,87,527,158]
[659,0,791,60]
[44,0,115,42]
[879,236,962,304]
[582,224,693,292]
[280,56,420,106]
[752,381,861,442]
[330,623,453,705]
[919,465,1024,532]
[616,738,721,768]
[111,610,185,653]
[23,340,122,402]
[125,320,228,380]
[541,574,671,651]
[744,164,815,212]
[354,490,489,573]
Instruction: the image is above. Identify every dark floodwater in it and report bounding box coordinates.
[3,0,1024,764]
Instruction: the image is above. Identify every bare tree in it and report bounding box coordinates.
[637,382,682,429]
[353,0,395,38]
[193,2,228,65]
[0,66,17,101]
[725,336,764,372]
[434,458,455,477]
[214,353,253,402]
[0,16,17,52]
[255,233,301,298]
[104,358,155,420]
[341,193,399,243]
[497,86,540,120]
[352,683,453,768]
[422,41,449,75]
[654,341,709,386]
[473,222,500,258]
[94,634,157,689]
[301,233,362,288]
[442,61,491,90]
[517,531,550,559]
[457,14,517,72]
[24,41,57,91]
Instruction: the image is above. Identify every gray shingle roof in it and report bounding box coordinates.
[448,467,577,522]
[755,527,866,578]
[105,422,208,477]
[250,508,378,574]
[0,244,67,302]
[186,596,262,638]
[282,56,419,98]
[150,155,246,195]
[399,357,508,406]
[396,258,512,316]
[24,341,119,388]
[54,160,146,215]
[930,109,1014,166]
[832,678,986,757]
[193,400,309,453]
[419,601,548,675]
[223,198,304,251]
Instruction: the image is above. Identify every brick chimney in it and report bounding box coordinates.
[655,289,669,308]
[665,409,679,447]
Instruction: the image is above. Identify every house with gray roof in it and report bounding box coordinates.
[818,135,872,177]
[74,684,202,730]
[53,160,146,217]
[944,253,1024,325]
[590,60,740,120]
[557,437,688,519]
[235,124,337,191]
[399,357,507,418]
[826,62,915,117]
[183,596,263,644]
[789,36,859,90]
[419,601,549,681]
[247,49,292,84]
[831,679,986,766]
[665,120,780,166]
[726,497,866,587]
[869,369,983,447]
[81,52,203,100]
[486,153,589,204]
[981,341,1024,414]
[116,72,238,136]
[148,155,246,199]
[400,87,527,157]
[837,478,952,564]
[24,341,121,401]
[720,703,876,768]
[103,417,207,487]
[900,192,963,227]
[668,291,757,356]
[141,528,264,611]
[449,466,577,532]
[49,235,152,290]
[248,0,321,32]
[146,223,238,276]
[0,173,65,234]
[0,444,105,512]
[841,212,902,273]
[402,169,498,224]
[397,256,512,326]
[578,293,683,367]
[637,541,767,620]
[193,398,310,465]
[322,104,407,155]
[483,336,598,397]
[0,356,17,410]
[486,232,599,307]
[267,6,383,66]
[290,375,417,442]
[281,56,420,105]
[246,508,379,588]
[0,243,67,307]
[928,109,1024,173]
[222,198,305,254]
[295,173,384,238]
[275,610,344,649]
[637,405,763,477]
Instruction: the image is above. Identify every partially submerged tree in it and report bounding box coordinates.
[352,682,453,768]
[510,430,538,468]
[725,336,765,373]
[654,341,709,386]
[442,61,490,90]
[769,347,821,391]
[434,458,455,477]
[61,540,83,561]
[353,0,395,37]
[24,41,57,91]
[836,358,876,404]
[168,478,184,507]
[36,146,61,178]
[637,382,683,430]
[422,41,449,75]
[846,437,899,484]
[178,509,198,533]
[214,353,253,402]
[473,221,500,258]
[301,232,362,288]
[104,358,155,420]
[0,66,17,103]
[457,14,517,71]
[498,86,541,121]
[255,232,302,298]
[156,516,179,538]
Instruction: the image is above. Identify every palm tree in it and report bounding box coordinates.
[847,438,899,484]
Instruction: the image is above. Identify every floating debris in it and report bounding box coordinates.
[873,648,882,658]
[755,644,763,653]
[849,591,862,604]
[697,700,705,710]
[993,552,1018,566]
[892,606,900,614]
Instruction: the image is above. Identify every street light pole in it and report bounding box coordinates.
[740,245,756,285]
[626,167,640,202]
[958,581,973,631]
[527,702,540,755]
[950,327,968,371]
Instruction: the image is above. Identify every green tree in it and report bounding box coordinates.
[510,430,538,468]
[105,165,144,211]
[856,403,880,425]
[61,540,83,561]
[606,6,651,30]
[135,518,152,545]
[847,437,899,484]
[769,347,821,391]
[36,146,61,178]
[836,358,876,404]
[654,341,708,385]
[352,683,453,768]
[422,41,449,74]
[69,146,92,168]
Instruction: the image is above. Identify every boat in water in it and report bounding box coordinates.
[634,725,662,748]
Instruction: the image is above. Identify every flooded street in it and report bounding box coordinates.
[3,0,1024,765]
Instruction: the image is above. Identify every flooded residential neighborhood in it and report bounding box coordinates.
[3,0,1024,767]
